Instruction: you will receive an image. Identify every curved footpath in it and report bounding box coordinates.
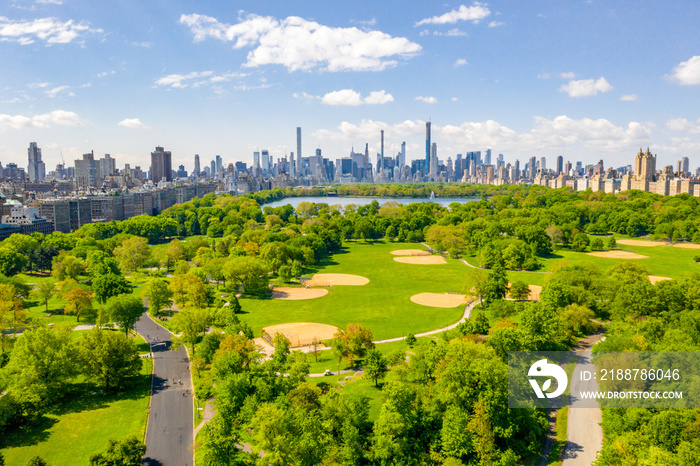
[135,312,193,466]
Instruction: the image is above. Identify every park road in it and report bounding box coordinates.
[135,312,193,466]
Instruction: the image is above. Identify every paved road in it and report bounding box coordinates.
[562,332,605,466]
[135,312,193,466]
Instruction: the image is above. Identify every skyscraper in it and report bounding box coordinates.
[399,141,406,169]
[215,155,223,174]
[425,121,432,173]
[296,127,302,176]
[484,148,491,166]
[430,142,438,176]
[380,129,385,172]
[27,142,46,182]
[540,157,547,171]
[556,155,563,175]
[194,154,200,176]
[253,151,260,170]
[150,146,172,183]
[210,160,216,176]
[75,151,100,189]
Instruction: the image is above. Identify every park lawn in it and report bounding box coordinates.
[239,241,468,341]
[1,359,152,466]
[303,338,410,374]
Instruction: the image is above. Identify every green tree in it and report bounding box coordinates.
[63,285,94,322]
[26,457,49,466]
[364,349,388,387]
[290,260,303,280]
[483,263,508,305]
[106,295,145,335]
[590,237,604,251]
[607,236,617,249]
[34,282,56,313]
[228,295,241,315]
[468,398,496,465]
[78,329,142,391]
[509,281,531,301]
[89,435,146,465]
[278,264,292,282]
[332,323,374,367]
[0,248,28,277]
[51,254,85,281]
[558,304,595,339]
[171,307,211,353]
[405,333,417,347]
[92,273,130,304]
[142,276,173,316]
[113,237,152,272]
[3,327,78,402]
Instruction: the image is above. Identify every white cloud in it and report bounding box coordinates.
[415,96,438,104]
[620,94,638,101]
[36,0,63,4]
[118,118,149,129]
[0,16,101,45]
[488,21,505,28]
[444,28,466,36]
[416,3,491,26]
[321,89,363,106]
[292,91,317,100]
[131,41,151,47]
[452,97,459,101]
[537,72,551,79]
[320,89,394,106]
[313,119,426,142]
[154,71,245,89]
[666,118,700,134]
[97,70,115,78]
[364,90,394,104]
[179,13,421,72]
[454,58,468,67]
[28,82,50,89]
[0,110,85,131]
[560,71,576,79]
[45,85,71,98]
[560,77,612,97]
[670,55,700,85]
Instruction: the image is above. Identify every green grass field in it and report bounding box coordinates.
[1,359,152,466]
[239,241,469,341]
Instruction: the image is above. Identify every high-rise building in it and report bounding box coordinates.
[210,160,216,176]
[380,130,385,172]
[194,154,200,176]
[150,146,172,183]
[75,151,101,189]
[430,143,438,176]
[253,151,261,170]
[399,141,406,169]
[540,157,547,171]
[296,127,302,176]
[678,157,690,174]
[564,160,572,175]
[529,156,537,178]
[425,121,432,173]
[261,150,270,172]
[215,155,223,174]
[99,154,116,178]
[484,149,491,166]
[27,142,46,182]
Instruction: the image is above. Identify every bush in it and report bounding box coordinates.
[405,333,417,346]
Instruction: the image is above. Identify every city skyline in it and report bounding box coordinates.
[1,1,700,170]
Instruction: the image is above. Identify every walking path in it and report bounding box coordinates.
[135,312,194,466]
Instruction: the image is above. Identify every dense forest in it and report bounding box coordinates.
[1,184,700,464]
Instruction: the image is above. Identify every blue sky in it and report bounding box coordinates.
[2,0,700,172]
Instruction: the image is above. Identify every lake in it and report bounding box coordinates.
[263,196,480,209]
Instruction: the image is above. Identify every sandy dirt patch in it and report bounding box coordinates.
[587,251,648,259]
[673,243,700,249]
[394,255,447,265]
[262,322,341,348]
[410,292,469,308]
[305,273,369,286]
[390,249,431,256]
[617,239,669,247]
[648,275,671,284]
[253,337,275,357]
[505,284,542,301]
[271,287,328,300]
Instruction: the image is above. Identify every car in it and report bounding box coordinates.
[323,369,332,376]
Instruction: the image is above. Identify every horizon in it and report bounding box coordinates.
[2,1,700,172]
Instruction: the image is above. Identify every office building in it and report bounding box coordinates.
[75,151,101,189]
[27,142,46,182]
[215,155,223,174]
[556,155,563,175]
[150,146,172,183]
[194,154,200,176]
[425,121,432,173]
[296,127,302,176]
